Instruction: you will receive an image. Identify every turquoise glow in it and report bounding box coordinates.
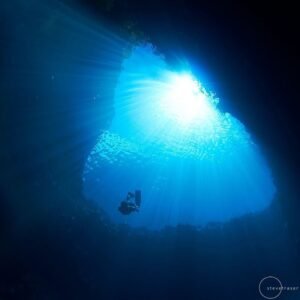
[83,44,276,230]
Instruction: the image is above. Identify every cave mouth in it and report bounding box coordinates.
[83,44,276,230]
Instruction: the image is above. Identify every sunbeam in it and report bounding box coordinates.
[83,44,276,230]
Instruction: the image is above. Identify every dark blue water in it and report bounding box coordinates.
[2,2,299,300]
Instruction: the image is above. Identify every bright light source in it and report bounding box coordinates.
[161,74,217,125]
[83,45,276,230]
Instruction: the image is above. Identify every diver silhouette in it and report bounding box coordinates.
[118,190,142,215]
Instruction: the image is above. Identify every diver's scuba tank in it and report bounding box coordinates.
[135,190,141,207]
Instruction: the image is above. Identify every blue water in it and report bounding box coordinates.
[83,44,276,230]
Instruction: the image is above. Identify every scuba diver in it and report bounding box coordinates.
[118,190,142,215]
